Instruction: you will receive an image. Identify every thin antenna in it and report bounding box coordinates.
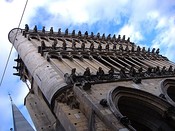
[0,0,29,86]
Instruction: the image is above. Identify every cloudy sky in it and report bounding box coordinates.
[0,0,175,130]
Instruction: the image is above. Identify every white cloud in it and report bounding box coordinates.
[24,0,132,27]
[118,24,143,43]
[152,16,175,61]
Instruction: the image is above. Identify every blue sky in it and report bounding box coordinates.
[0,0,175,130]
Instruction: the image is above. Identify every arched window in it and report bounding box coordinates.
[161,79,175,106]
[107,86,175,131]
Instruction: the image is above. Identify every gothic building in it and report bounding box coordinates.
[9,25,175,131]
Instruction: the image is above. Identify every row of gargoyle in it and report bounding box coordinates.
[66,65,175,84]
[25,24,131,42]
[40,40,160,55]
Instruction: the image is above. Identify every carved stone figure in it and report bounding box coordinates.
[112,34,116,41]
[100,99,108,107]
[97,67,104,79]
[41,41,46,49]
[58,28,61,35]
[91,32,94,38]
[161,66,166,75]
[72,30,75,36]
[119,44,123,52]
[125,45,129,52]
[127,37,130,43]
[98,43,102,51]
[152,48,155,53]
[113,43,117,50]
[106,43,110,51]
[133,76,142,84]
[33,25,37,33]
[70,68,77,83]
[102,33,105,40]
[42,26,45,33]
[84,31,88,37]
[90,42,94,51]
[152,67,156,74]
[137,46,141,52]
[142,47,146,53]
[78,31,81,37]
[129,66,136,77]
[97,33,100,39]
[155,66,161,75]
[65,28,68,35]
[81,42,85,51]
[108,67,114,79]
[138,67,143,76]
[168,65,173,74]
[147,48,150,53]
[107,34,111,40]
[122,35,125,42]
[156,48,160,55]
[50,27,53,34]
[120,67,127,78]
[52,39,57,49]
[72,40,76,50]
[117,35,121,42]
[62,40,67,50]
[84,67,91,81]
[131,44,135,52]
[25,24,29,32]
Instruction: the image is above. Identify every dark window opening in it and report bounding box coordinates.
[118,96,174,131]
[167,86,175,102]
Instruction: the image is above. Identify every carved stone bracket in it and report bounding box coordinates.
[56,88,79,109]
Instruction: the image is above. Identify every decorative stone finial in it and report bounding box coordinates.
[102,33,105,40]
[78,31,81,37]
[127,37,130,43]
[50,27,53,34]
[84,31,88,37]
[62,40,67,50]
[58,28,61,35]
[107,34,111,40]
[112,34,116,41]
[25,24,29,32]
[152,48,155,53]
[156,48,160,55]
[122,35,125,42]
[33,25,37,33]
[118,35,121,41]
[91,32,94,38]
[97,32,100,39]
[42,26,45,33]
[65,28,68,35]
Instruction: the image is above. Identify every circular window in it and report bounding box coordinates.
[108,86,175,131]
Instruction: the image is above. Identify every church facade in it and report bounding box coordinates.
[9,25,175,131]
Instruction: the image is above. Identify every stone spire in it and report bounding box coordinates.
[9,94,35,131]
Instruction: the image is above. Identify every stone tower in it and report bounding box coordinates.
[9,25,175,131]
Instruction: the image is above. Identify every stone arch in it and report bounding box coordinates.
[161,79,175,106]
[107,86,175,131]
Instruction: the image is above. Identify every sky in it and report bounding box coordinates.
[0,0,175,130]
